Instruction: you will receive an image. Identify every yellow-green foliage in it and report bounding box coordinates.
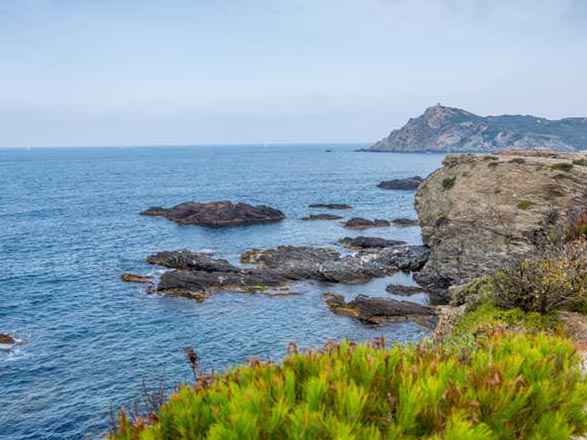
[441,176,456,190]
[112,332,587,440]
[550,162,574,172]
[572,158,587,166]
[517,200,532,210]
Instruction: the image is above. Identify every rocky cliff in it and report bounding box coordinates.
[414,150,587,297]
[367,105,587,152]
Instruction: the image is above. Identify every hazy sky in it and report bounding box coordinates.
[0,0,586,147]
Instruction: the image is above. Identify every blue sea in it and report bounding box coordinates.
[0,144,444,439]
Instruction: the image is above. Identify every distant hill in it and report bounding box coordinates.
[366,105,587,152]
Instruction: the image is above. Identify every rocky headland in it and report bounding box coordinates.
[414,149,587,298]
[140,200,285,226]
[366,105,587,153]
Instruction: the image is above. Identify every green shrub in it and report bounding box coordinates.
[550,162,574,172]
[434,214,449,227]
[517,199,533,210]
[509,158,526,164]
[482,155,499,161]
[441,176,456,190]
[572,158,587,166]
[491,241,587,314]
[450,277,494,311]
[111,332,587,440]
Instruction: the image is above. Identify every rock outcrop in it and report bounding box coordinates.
[377,176,424,190]
[385,284,425,296]
[366,105,587,153]
[0,333,15,345]
[343,218,390,229]
[308,203,352,210]
[140,201,285,226]
[120,273,153,284]
[391,218,420,227]
[323,293,434,324]
[414,150,587,297]
[301,214,343,221]
[338,236,406,249]
[146,245,429,300]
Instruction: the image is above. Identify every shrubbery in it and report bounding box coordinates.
[111,331,587,440]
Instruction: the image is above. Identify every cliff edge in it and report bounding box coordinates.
[414,150,587,296]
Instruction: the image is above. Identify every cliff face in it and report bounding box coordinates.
[414,150,587,296]
[368,105,587,152]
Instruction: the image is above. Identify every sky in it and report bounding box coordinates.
[0,0,586,147]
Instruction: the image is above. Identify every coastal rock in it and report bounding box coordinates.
[140,200,285,226]
[414,150,587,297]
[385,284,425,296]
[149,245,429,300]
[338,236,406,249]
[147,249,239,272]
[120,273,153,284]
[391,218,420,227]
[343,218,391,229]
[301,214,343,221]
[308,203,352,210]
[377,176,424,190]
[323,293,434,324]
[0,333,15,345]
[366,104,587,153]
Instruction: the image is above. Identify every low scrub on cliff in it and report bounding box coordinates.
[111,331,587,440]
[491,241,587,314]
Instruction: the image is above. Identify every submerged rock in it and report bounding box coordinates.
[0,333,15,345]
[323,293,435,324]
[377,176,424,190]
[414,150,587,298]
[343,218,391,229]
[147,245,429,301]
[140,200,285,226]
[120,273,153,284]
[301,214,343,221]
[391,218,420,227]
[338,236,406,249]
[308,203,352,210]
[385,284,425,296]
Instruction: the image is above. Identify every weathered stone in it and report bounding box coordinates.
[385,284,425,296]
[338,236,406,249]
[120,273,153,284]
[343,218,391,229]
[391,218,420,227]
[324,293,435,324]
[308,203,352,210]
[301,214,343,221]
[147,249,239,272]
[414,150,587,298]
[377,176,424,190]
[140,200,285,226]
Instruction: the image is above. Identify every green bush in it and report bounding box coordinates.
[482,155,499,161]
[491,241,587,314]
[517,200,533,210]
[111,332,587,440]
[441,176,456,190]
[550,162,574,172]
[572,158,587,166]
[509,158,526,164]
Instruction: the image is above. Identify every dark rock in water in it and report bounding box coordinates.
[301,214,343,221]
[343,218,391,229]
[148,245,429,301]
[323,293,435,324]
[147,249,239,272]
[338,236,406,249]
[391,218,420,227]
[120,273,153,284]
[140,200,285,226]
[385,284,425,296]
[377,176,424,190]
[0,333,15,345]
[157,269,287,301]
[308,203,352,210]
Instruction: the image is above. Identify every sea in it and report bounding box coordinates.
[0,144,444,439]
